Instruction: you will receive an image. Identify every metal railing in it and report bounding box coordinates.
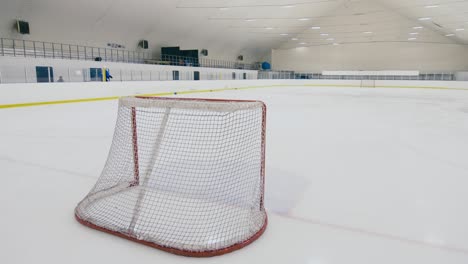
[258,71,457,81]
[0,37,258,70]
[156,55,257,70]
[0,38,152,63]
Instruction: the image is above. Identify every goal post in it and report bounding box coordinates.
[75,96,268,257]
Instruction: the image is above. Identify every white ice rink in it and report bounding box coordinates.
[2,85,468,263]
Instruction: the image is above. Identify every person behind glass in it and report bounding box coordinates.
[105,69,113,82]
[57,76,64,82]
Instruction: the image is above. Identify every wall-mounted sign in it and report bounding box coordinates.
[107,43,126,49]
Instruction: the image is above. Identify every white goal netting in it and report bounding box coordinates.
[75,96,267,257]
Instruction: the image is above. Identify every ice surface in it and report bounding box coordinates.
[2,86,468,263]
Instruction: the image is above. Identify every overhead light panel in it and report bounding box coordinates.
[280,33,289,36]
[245,19,256,22]
[424,5,439,8]
[418,17,432,21]
[298,18,310,21]
[446,33,455,36]
[291,38,299,41]
[363,31,373,34]
[299,42,307,45]
[413,26,423,29]
[320,33,329,36]
[282,5,295,8]
[326,38,335,41]
[408,38,417,41]
[311,26,321,30]
[409,32,419,35]
[265,27,274,30]
[455,28,465,31]
[219,7,229,11]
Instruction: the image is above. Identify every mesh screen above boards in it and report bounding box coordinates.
[75,96,268,257]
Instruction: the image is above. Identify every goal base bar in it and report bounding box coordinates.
[75,213,268,257]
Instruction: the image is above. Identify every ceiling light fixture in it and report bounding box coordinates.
[418,17,432,21]
[413,26,424,29]
[455,28,465,31]
[298,18,310,21]
[280,33,289,36]
[326,38,335,41]
[363,31,373,34]
[408,38,417,41]
[282,5,295,8]
[299,42,307,45]
[245,19,256,22]
[424,5,439,8]
[320,33,329,36]
[446,34,455,36]
[291,38,299,41]
[409,32,419,35]
[311,26,321,30]
[333,43,340,46]
[265,27,274,30]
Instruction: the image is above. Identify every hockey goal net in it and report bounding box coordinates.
[75,96,267,257]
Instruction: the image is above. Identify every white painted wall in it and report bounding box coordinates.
[322,70,420,76]
[0,56,258,83]
[1,79,466,105]
[272,43,468,72]
[455,72,468,81]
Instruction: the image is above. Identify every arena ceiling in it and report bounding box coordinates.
[1,0,467,60]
